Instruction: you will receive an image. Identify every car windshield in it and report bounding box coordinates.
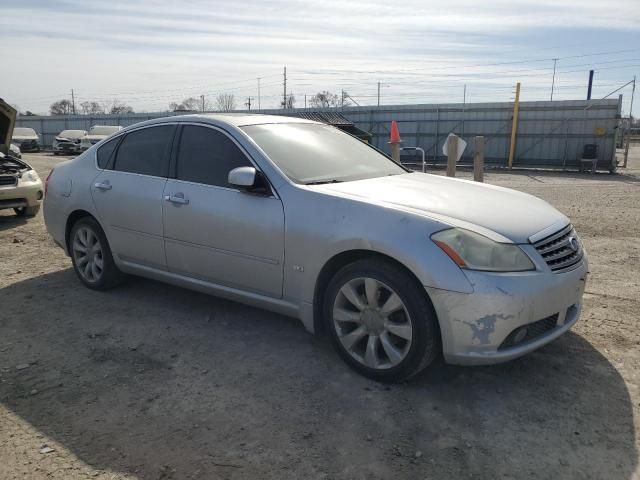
[59,130,85,139]
[13,128,37,136]
[89,126,120,135]
[242,123,406,184]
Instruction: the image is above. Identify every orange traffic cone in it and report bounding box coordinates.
[389,120,401,144]
[389,120,402,162]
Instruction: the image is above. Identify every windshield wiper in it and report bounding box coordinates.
[305,179,343,185]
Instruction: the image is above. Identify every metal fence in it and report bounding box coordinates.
[16,98,622,170]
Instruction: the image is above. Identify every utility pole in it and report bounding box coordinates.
[200,95,205,112]
[550,58,558,101]
[623,75,636,168]
[508,82,521,169]
[71,89,76,114]
[587,70,594,100]
[462,84,467,138]
[283,66,287,109]
[257,77,261,110]
[245,97,252,111]
[377,82,381,107]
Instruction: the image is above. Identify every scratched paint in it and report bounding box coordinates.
[463,314,513,345]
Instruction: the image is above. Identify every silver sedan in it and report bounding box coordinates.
[43,114,588,382]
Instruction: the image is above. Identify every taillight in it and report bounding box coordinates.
[44,169,54,196]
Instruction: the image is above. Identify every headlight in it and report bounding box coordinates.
[21,170,40,182]
[432,228,534,272]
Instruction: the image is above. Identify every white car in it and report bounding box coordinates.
[9,143,21,158]
[53,129,87,155]
[80,125,122,151]
[11,127,40,152]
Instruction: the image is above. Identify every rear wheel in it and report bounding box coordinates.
[70,217,124,290]
[324,258,440,382]
[14,205,40,217]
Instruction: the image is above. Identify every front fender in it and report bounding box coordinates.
[282,189,474,312]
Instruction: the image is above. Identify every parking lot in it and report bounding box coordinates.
[1,149,639,479]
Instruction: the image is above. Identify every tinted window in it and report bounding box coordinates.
[176,125,251,187]
[113,125,174,176]
[97,136,120,169]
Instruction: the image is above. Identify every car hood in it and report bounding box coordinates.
[83,134,108,141]
[0,99,17,154]
[12,135,39,141]
[311,172,568,243]
[55,136,81,142]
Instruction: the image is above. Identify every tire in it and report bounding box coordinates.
[69,216,124,290]
[323,258,440,382]
[14,205,40,217]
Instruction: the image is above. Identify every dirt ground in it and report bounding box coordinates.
[1,147,639,480]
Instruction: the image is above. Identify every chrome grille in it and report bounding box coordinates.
[533,224,583,272]
[0,175,18,187]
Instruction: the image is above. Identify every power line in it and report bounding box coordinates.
[298,48,640,77]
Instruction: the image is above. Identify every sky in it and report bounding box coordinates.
[1,0,639,115]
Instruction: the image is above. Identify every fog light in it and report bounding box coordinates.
[513,327,528,344]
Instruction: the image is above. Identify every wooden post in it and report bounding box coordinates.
[447,135,457,177]
[474,136,484,182]
[508,82,521,169]
[390,143,401,163]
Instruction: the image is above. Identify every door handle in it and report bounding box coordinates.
[164,193,189,205]
[94,182,112,190]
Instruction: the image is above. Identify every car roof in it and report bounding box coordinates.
[150,113,321,128]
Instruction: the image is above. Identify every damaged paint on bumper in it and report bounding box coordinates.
[426,258,588,366]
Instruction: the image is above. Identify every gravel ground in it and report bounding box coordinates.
[1,148,639,480]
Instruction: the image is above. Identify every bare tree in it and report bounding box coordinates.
[104,100,134,114]
[169,97,210,112]
[309,91,341,108]
[215,93,236,112]
[80,101,105,115]
[280,94,296,109]
[50,99,74,115]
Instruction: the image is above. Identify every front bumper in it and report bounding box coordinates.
[54,143,82,154]
[427,258,588,366]
[14,141,40,152]
[0,180,44,209]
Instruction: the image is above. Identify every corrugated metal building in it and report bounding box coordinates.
[16,98,621,171]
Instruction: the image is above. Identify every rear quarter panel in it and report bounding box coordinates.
[44,151,102,253]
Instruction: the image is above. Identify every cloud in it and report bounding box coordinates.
[3,0,639,113]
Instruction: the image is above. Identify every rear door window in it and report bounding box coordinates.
[96,136,120,169]
[113,125,175,177]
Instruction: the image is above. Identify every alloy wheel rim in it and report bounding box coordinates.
[333,277,412,370]
[72,227,104,283]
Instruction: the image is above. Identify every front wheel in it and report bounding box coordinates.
[70,217,124,290]
[324,259,440,382]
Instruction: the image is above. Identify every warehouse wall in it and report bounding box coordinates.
[16,98,621,170]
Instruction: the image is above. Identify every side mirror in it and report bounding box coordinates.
[228,166,257,188]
